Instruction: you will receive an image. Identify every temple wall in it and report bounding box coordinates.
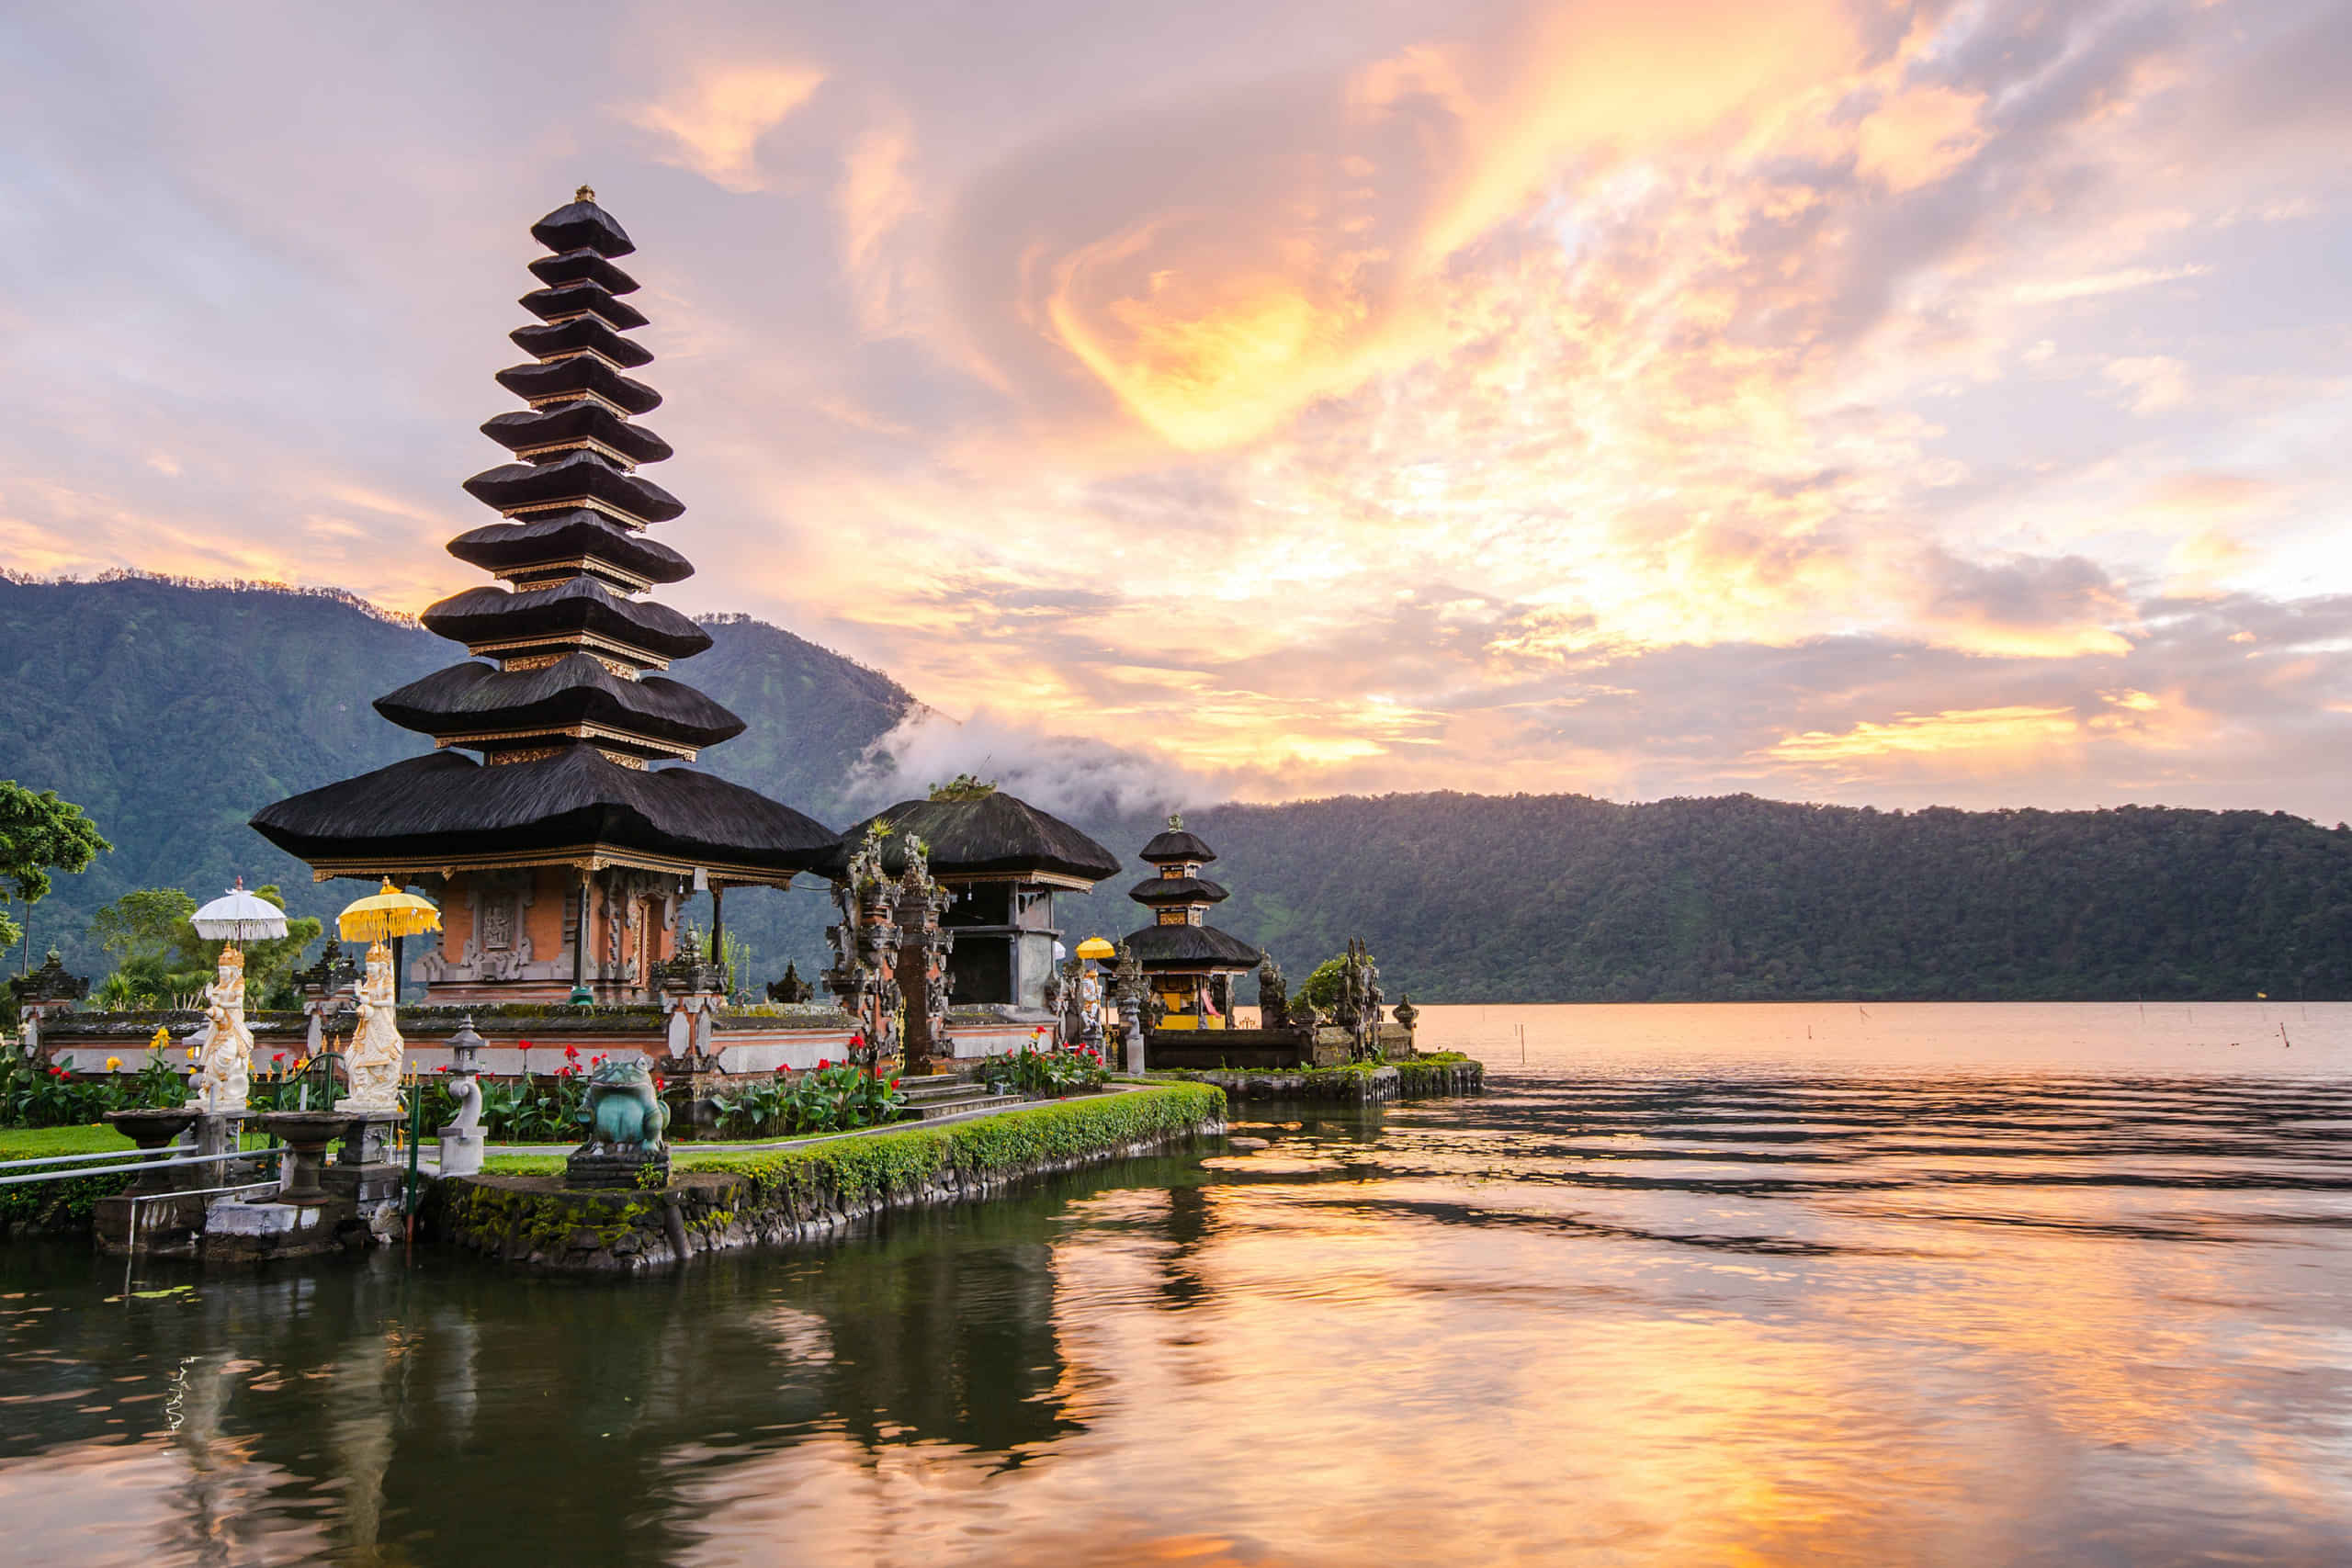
[29,1007,1051,1079]
[524,871,571,970]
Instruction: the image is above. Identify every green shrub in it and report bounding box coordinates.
[713,1062,906,1138]
[0,1044,190,1128]
[980,1043,1108,1098]
[709,1082,1224,1209]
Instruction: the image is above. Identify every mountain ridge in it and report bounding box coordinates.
[6,573,2351,1003]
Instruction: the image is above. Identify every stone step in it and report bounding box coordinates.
[905,1093,997,1121]
[894,1078,999,1120]
[896,1076,976,1101]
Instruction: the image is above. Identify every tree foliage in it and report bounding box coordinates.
[0,779,109,958]
[1095,793,2352,1003]
[1296,956,1347,1010]
[85,884,321,1009]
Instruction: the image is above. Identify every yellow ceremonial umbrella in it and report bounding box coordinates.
[338,880,442,946]
[1075,936,1114,962]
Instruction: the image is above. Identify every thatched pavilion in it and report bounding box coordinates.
[822,784,1120,1023]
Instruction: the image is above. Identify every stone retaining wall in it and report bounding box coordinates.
[425,1082,1227,1276]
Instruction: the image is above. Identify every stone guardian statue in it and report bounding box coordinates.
[187,945,254,1111]
[338,943,406,1113]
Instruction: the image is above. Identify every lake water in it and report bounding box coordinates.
[5,1002,2350,1566]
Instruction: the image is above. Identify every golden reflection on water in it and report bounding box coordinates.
[3,1003,2350,1566]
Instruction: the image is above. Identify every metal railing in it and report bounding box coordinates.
[0,1145,279,1187]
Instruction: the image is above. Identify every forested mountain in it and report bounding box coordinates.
[0,575,912,973]
[1055,794,2352,1003]
[6,575,2351,1003]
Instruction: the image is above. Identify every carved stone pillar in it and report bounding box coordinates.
[892,841,955,1076]
[1113,942,1146,1076]
[826,823,904,1070]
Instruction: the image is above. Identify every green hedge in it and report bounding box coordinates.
[706,1082,1225,1208]
[480,1082,1227,1193]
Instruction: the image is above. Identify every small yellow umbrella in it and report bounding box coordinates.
[1075,936,1115,962]
[338,880,442,945]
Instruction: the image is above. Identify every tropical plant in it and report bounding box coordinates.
[712,1059,906,1138]
[980,1042,1107,1098]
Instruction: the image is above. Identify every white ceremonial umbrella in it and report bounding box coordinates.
[191,878,290,944]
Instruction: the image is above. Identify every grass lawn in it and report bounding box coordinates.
[0,1123,135,1160]
[0,1122,287,1162]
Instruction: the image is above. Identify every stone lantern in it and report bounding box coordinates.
[437,1013,487,1177]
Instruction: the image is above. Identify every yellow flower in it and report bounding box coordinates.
[149,1025,169,1050]
[186,1045,198,1062]
[105,1056,122,1072]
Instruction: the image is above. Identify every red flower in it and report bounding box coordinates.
[272,1053,286,1065]
[653,1074,667,1090]
[889,1077,900,1089]
[48,1065,65,1077]
[564,1044,581,1060]
[817,1058,831,1069]
[435,1064,449,1073]
[517,1040,532,1050]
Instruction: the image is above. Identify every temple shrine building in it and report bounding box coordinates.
[253,191,839,1004]
[826,784,1121,1022]
[1121,816,1263,1029]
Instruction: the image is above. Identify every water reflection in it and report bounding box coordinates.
[4,1006,2350,1566]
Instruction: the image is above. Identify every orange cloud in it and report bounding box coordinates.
[624,63,824,193]
[1769,705,2084,766]
[1855,85,1988,193]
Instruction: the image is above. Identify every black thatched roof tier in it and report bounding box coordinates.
[375,658,746,752]
[1120,922,1263,970]
[1127,874,1229,906]
[256,190,836,898]
[462,451,684,523]
[509,316,655,368]
[495,356,662,415]
[818,793,1122,886]
[1141,827,1218,863]
[528,248,639,295]
[519,284,649,332]
[252,747,839,878]
[481,402,673,465]
[530,197,635,258]
[422,579,713,660]
[447,513,692,586]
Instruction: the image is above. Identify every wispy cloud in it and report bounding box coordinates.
[624,63,825,194]
[4,0,2352,817]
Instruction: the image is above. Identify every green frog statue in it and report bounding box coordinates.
[564,1053,673,1189]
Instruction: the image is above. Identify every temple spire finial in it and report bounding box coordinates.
[575,184,595,202]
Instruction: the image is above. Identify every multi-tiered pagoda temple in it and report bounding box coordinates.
[1121,815,1262,1029]
[254,190,839,1004]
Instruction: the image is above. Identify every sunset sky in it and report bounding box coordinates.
[5,1,2349,818]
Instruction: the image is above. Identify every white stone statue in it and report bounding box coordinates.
[187,947,254,1111]
[338,942,406,1113]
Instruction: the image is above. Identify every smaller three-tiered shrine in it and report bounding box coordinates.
[253,191,839,1003]
[1119,815,1264,1029]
